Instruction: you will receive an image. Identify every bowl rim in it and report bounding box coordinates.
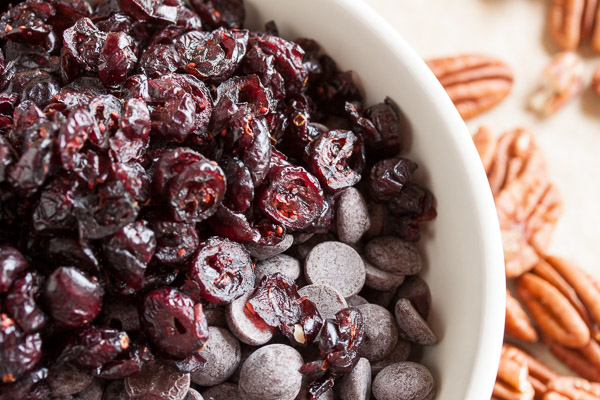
[330,0,506,398]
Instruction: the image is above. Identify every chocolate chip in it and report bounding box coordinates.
[204,307,227,328]
[229,343,257,384]
[305,241,365,297]
[364,236,422,275]
[238,344,304,400]
[336,187,371,245]
[288,233,336,261]
[361,287,396,308]
[73,378,104,400]
[364,258,405,292]
[370,340,411,376]
[394,298,437,345]
[293,232,314,244]
[298,284,348,320]
[339,357,371,400]
[246,234,294,260]
[202,383,241,400]
[393,275,431,320]
[184,388,204,400]
[100,298,141,332]
[356,304,398,362]
[191,326,241,386]
[255,254,302,284]
[102,381,128,400]
[125,360,190,400]
[347,294,369,307]
[48,363,93,396]
[372,362,436,400]
[226,291,275,346]
[365,202,386,239]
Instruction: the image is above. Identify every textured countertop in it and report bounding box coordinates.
[365,0,600,375]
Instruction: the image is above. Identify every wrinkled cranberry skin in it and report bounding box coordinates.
[120,98,151,140]
[189,236,255,304]
[151,219,200,267]
[247,273,323,345]
[307,130,365,192]
[258,165,324,230]
[369,158,418,202]
[62,18,107,74]
[138,43,181,78]
[189,0,245,29]
[42,267,104,328]
[0,314,42,384]
[32,177,78,233]
[0,367,48,400]
[207,205,255,243]
[0,1,55,50]
[0,246,29,293]
[387,183,437,242]
[103,220,157,290]
[119,0,180,24]
[98,31,138,87]
[141,287,209,359]
[176,28,248,83]
[59,325,130,369]
[44,236,101,274]
[221,157,254,212]
[5,271,47,333]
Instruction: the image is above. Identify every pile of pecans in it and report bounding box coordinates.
[427,17,600,398]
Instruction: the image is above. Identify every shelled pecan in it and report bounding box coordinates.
[506,289,539,343]
[529,52,583,116]
[472,127,562,278]
[544,376,600,399]
[549,0,600,52]
[426,55,513,119]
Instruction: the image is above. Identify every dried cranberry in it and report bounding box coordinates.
[98,31,138,87]
[242,42,286,104]
[309,55,362,117]
[189,236,254,304]
[119,0,180,24]
[0,314,42,384]
[62,18,108,75]
[189,0,245,29]
[59,325,130,369]
[154,148,225,223]
[0,136,16,180]
[307,130,365,192]
[0,367,47,400]
[369,158,418,202]
[47,0,92,34]
[0,0,55,50]
[346,98,404,157]
[54,77,108,109]
[221,157,254,212]
[151,219,200,267]
[305,194,335,234]
[103,220,156,290]
[207,205,255,243]
[44,236,101,274]
[120,98,151,140]
[258,165,324,230]
[19,73,60,108]
[176,28,248,83]
[94,342,152,379]
[247,273,323,345]
[176,5,203,30]
[0,245,28,293]
[138,43,181,78]
[5,271,47,333]
[141,287,209,359]
[96,12,133,33]
[42,267,104,328]
[387,183,437,242]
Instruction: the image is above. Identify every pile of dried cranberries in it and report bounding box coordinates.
[0,0,437,399]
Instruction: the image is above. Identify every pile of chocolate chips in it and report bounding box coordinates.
[0,0,438,399]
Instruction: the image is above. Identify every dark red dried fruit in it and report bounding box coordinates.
[42,267,103,328]
[247,273,323,346]
[98,31,138,87]
[207,205,254,243]
[189,0,245,29]
[103,220,156,290]
[62,18,107,78]
[0,246,28,293]
[119,0,180,24]
[387,183,437,242]
[141,287,209,359]
[0,314,42,384]
[151,219,200,267]
[138,43,181,78]
[258,165,324,230]
[189,236,254,304]
[221,157,254,212]
[0,0,55,49]
[59,325,130,369]
[307,130,365,192]
[369,158,418,202]
[5,271,47,333]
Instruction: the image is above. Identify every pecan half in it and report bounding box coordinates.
[426,55,513,120]
[516,273,590,348]
[473,127,562,278]
[549,0,600,52]
[544,376,600,399]
[542,334,600,382]
[493,344,537,400]
[506,289,539,343]
[529,52,583,116]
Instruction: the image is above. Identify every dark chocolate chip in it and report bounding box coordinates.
[356,304,398,362]
[372,362,436,400]
[255,254,302,284]
[370,340,411,376]
[226,291,275,345]
[191,326,241,386]
[305,241,365,297]
[336,187,371,245]
[298,284,347,320]
[339,357,371,400]
[364,236,422,275]
[185,388,204,400]
[202,382,241,400]
[364,258,405,292]
[346,294,369,307]
[246,235,294,260]
[204,307,227,329]
[48,363,93,396]
[394,298,437,346]
[393,275,431,320]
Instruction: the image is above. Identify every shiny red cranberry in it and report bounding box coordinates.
[151,218,200,267]
[0,245,28,293]
[0,314,42,384]
[59,325,130,370]
[141,287,209,359]
[258,165,324,230]
[189,0,245,29]
[369,158,418,202]
[189,236,255,304]
[5,271,47,333]
[42,267,103,328]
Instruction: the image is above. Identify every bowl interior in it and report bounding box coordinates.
[245,1,505,398]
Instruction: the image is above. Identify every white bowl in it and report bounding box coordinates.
[245,1,506,398]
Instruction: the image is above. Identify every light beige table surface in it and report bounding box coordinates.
[365,0,600,376]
